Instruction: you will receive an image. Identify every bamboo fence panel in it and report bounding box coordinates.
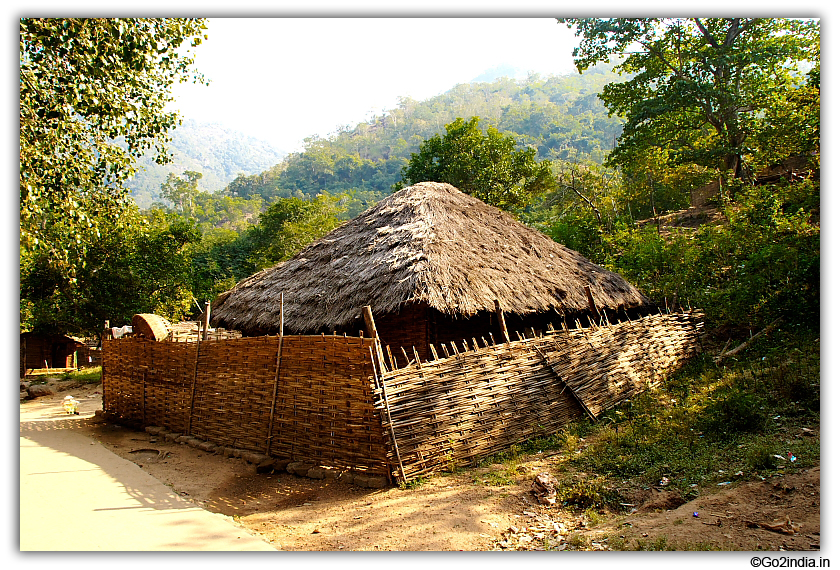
[265,335,389,472]
[373,311,703,482]
[103,334,389,473]
[187,336,279,451]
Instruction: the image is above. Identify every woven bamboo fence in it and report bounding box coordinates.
[371,311,703,482]
[102,334,389,474]
[103,311,702,484]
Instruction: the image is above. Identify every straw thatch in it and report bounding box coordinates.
[211,182,650,335]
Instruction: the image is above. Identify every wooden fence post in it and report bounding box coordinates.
[494,299,510,343]
[584,286,598,319]
[186,322,202,435]
[102,320,109,412]
[266,292,284,455]
[363,305,388,375]
[371,346,406,483]
[202,301,211,341]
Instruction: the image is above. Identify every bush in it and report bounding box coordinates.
[556,475,620,509]
[698,389,768,439]
[601,179,819,332]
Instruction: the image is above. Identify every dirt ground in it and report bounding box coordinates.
[20,377,820,551]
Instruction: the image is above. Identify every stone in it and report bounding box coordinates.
[27,384,54,399]
[306,467,327,480]
[256,458,276,474]
[175,435,192,444]
[531,472,559,505]
[241,451,268,465]
[198,441,217,453]
[164,432,181,442]
[272,458,292,471]
[186,438,203,448]
[287,462,315,477]
[144,426,165,435]
[354,473,389,489]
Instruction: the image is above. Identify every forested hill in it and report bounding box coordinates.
[222,65,625,217]
[127,119,287,209]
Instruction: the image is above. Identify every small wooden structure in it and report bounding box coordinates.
[20,332,84,378]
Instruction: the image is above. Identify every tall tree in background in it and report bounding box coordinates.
[20,18,208,278]
[558,18,820,182]
[396,117,555,211]
[160,170,203,216]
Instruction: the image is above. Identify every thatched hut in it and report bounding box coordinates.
[211,182,651,365]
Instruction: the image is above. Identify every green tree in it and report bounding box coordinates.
[245,195,345,271]
[20,18,207,279]
[160,170,203,215]
[558,18,820,181]
[395,117,555,211]
[20,207,202,335]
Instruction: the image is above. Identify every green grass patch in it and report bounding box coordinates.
[60,367,102,384]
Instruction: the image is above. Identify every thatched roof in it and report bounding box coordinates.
[211,182,650,334]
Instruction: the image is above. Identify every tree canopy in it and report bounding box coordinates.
[395,117,555,211]
[20,18,208,276]
[558,18,820,181]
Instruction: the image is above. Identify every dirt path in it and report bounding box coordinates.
[21,378,820,551]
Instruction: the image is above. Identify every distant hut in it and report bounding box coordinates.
[211,182,651,366]
[20,332,85,377]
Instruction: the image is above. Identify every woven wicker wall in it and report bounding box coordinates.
[103,312,702,484]
[373,311,703,482]
[103,334,389,473]
[373,339,587,481]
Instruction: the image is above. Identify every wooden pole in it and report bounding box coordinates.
[534,345,597,421]
[186,323,202,435]
[265,333,284,454]
[265,293,285,454]
[370,346,406,483]
[584,286,598,319]
[101,321,109,412]
[202,301,211,341]
[494,299,510,343]
[363,305,378,339]
[714,317,781,364]
[363,305,388,374]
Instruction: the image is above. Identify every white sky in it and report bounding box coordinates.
[168,17,583,152]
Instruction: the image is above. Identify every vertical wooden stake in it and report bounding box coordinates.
[202,301,211,341]
[265,292,285,455]
[265,332,284,455]
[142,370,147,426]
[187,324,202,436]
[494,299,510,344]
[363,305,378,339]
[370,346,406,483]
[363,305,388,375]
[584,285,598,319]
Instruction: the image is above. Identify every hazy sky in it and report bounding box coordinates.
[168,17,584,152]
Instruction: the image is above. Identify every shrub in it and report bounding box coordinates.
[698,389,768,439]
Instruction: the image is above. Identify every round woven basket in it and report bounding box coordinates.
[131,313,172,341]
